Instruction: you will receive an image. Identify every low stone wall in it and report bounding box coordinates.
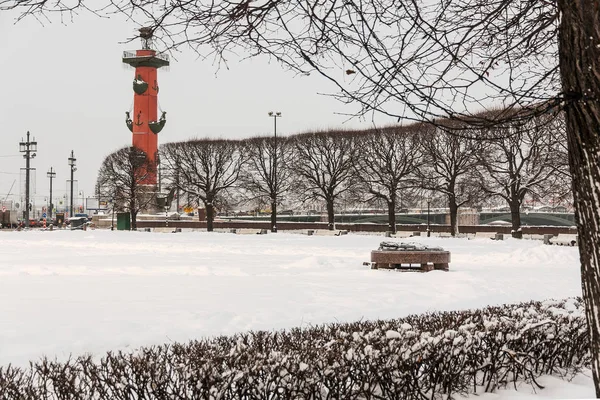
[94,219,577,235]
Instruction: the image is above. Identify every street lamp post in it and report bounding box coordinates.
[68,150,77,218]
[47,167,56,221]
[111,199,115,231]
[268,111,282,233]
[19,131,38,226]
[426,196,432,237]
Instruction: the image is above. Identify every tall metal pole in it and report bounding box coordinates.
[70,166,74,217]
[268,111,281,233]
[68,150,76,218]
[176,166,180,212]
[427,199,431,237]
[47,167,55,220]
[19,131,37,226]
[25,139,30,224]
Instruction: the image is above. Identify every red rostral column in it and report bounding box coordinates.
[122,27,169,185]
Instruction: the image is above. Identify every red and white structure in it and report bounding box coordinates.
[123,28,169,185]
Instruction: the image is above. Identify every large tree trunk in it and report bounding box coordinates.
[326,198,335,230]
[558,1,600,395]
[387,197,397,234]
[131,209,137,231]
[206,199,215,232]
[130,198,137,230]
[271,197,277,233]
[448,195,459,237]
[509,199,522,239]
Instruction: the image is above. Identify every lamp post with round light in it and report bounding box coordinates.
[47,167,56,221]
[268,111,282,233]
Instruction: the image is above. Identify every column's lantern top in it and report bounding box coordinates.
[139,27,154,50]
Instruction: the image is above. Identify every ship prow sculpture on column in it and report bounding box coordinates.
[122,27,170,213]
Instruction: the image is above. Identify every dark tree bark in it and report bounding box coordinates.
[205,195,215,232]
[270,199,277,232]
[509,198,523,239]
[557,1,600,395]
[387,198,397,233]
[448,194,458,236]
[326,195,335,230]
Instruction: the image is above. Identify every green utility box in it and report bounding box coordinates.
[116,212,131,231]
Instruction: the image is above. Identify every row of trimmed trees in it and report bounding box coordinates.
[97,111,569,236]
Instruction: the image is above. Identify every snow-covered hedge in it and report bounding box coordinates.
[0,298,589,399]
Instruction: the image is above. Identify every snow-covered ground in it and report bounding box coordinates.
[0,230,592,397]
[459,371,595,399]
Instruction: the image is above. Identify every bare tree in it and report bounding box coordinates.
[474,114,568,238]
[290,131,357,230]
[6,0,600,392]
[96,146,156,230]
[160,139,243,232]
[418,124,482,236]
[354,126,422,234]
[239,136,292,232]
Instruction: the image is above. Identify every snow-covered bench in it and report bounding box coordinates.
[153,227,174,233]
[153,227,182,233]
[395,231,413,238]
[309,230,348,236]
[371,242,451,271]
[550,234,578,246]
[232,228,268,235]
[474,232,497,240]
[524,234,545,241]
[384,231,412,238]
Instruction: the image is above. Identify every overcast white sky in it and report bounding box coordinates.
[0,9,396,209]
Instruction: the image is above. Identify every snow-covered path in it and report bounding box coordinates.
[0,230,583,369]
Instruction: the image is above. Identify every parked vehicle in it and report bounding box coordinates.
[0,210,18,228]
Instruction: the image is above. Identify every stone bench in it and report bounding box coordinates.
[473,232,503,240]
[370,249,450,272]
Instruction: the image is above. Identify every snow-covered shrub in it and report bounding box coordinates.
[0,298,589,399]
